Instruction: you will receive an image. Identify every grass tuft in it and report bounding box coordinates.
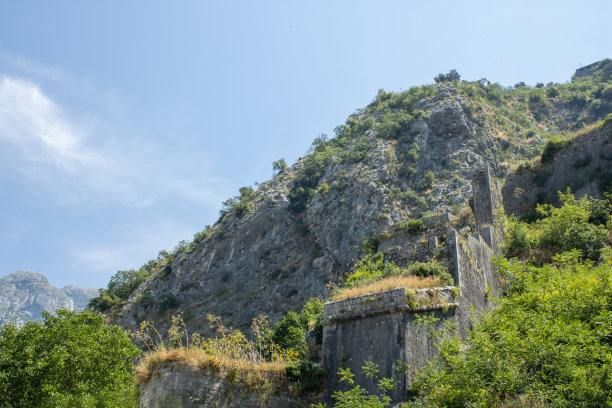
[331,275,442,300]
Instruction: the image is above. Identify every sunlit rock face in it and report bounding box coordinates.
[0,270,98,326]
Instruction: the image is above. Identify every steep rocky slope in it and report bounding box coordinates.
[108,61,612,336]
[0,271,98,326]
[504,121,612,214]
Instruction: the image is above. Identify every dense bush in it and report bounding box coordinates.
[395,218,426,234]
[269,298,324,359]
[272,158,287,175]
[158,294,180,314]
[541,136,571,163]
[219,186,255,219]
[285,359,326,394]
[0,310,139,408]
[505,190,610,261]
[413,250,612,407]
[434,69,461,83]
[376,111,413,140]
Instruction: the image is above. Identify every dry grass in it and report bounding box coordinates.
[331,275,442,300]
[135,347,286,387]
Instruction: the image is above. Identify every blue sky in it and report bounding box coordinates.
[0,1,610,288]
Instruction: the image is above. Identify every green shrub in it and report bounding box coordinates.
[504,216,535,258]
[88,268,152,312]
[344,252,453,288]
[541,136,570,163]
[413,251,612,407]
[272,158,287,175]
[376,111,413,140]
[406,262,453,285]
[313,361,400,408]
[416,171,435,191]
[604,112,612,124]
[515,160,534,174]
[434,69,461,83]
[395,218,426,234]
[285,360,326,394]
[537,190,609,259]
[158,294,180,314]
[505,190,610,260]
[269,298,324,359]
[219,186,255,219]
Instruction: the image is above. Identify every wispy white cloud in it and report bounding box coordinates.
[0,75,226,207]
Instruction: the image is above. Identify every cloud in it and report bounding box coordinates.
[0,75,226,207]
[0,76,92,166]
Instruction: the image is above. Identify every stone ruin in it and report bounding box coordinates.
[321,167,505,404]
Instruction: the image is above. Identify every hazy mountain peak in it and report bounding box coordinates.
[0,271,100,326]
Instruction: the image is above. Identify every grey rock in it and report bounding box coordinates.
[0,271,99,326]
[114,83,509,337]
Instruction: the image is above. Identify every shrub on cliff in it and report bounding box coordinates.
[0,309,139,408]
[505,190,610,261]
[541,136,571,163]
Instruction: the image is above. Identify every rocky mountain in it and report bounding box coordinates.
[97,59,612,336]
[0,270,99,326]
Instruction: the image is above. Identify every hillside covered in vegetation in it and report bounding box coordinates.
[89,59,612,339]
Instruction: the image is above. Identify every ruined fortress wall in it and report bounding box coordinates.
[137,362,298,408]
[322,288,456,404]
[447,229,499,338]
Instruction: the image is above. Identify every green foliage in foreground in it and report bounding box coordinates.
[412,250,612,407]
[312,361,401,408]
[505,190,611,261]
[0,309,140,408]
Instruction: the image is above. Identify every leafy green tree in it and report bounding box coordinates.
[505,190,610,260]
[413,250,612,407]
[434,69,461,83]
[272,158,287,175]
[0,309,140,408]
[219,186,255,219]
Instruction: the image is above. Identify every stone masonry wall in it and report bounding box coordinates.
[322,287,457,404]
[137,362,306,408]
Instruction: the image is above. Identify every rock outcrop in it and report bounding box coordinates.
[0,271,98,326]
[115,83,509,336]
[111,61,612,338]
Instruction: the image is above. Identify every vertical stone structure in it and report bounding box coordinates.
[471,166,504,255]
[321,167,504,404]
[321,287,457,404]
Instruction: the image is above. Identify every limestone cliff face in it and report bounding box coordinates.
[115,84,510,335]
[0,271,99,326]
[113,61,612,335]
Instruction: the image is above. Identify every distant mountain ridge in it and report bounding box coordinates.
[0,270,99,326]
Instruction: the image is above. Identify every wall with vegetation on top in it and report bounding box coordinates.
[137,362,307,408]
